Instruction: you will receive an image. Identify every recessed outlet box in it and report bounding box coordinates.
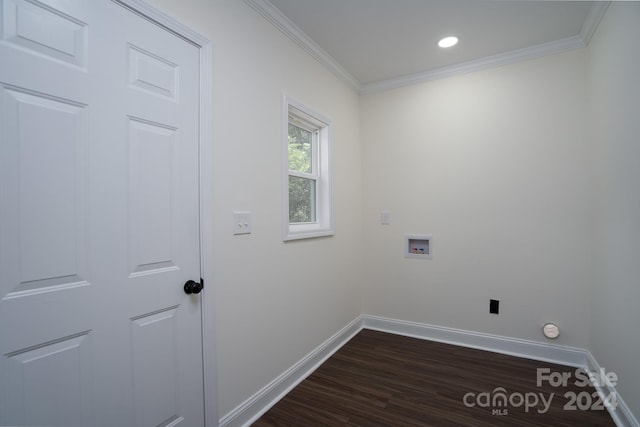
[490,299,499,314]
[405,235,432,259]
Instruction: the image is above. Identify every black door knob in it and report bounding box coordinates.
[184,280,203,295]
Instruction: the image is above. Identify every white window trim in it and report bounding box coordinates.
[282,95,334,241]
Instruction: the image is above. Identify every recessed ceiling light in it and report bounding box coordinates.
[438,36,459,48]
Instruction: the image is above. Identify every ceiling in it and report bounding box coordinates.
[247,0,607,93]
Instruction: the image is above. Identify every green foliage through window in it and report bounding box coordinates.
[288,123,316,223]
[289,176,316,223]
[288,124,312,173]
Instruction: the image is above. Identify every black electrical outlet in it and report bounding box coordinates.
[490,299,499,314]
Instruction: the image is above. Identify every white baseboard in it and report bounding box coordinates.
[363,315,637,427]
[362,314,588,367]
[219,314,637,427]
[586,351,640,427]
[219,316,364,427]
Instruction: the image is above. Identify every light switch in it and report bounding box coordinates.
[233,211,252,235]
[381,211,391,225]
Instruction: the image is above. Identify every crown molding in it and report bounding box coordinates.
[246,0,611,95]
[580,1,611,46]
[360,34,585,94]
[243,0,360,91]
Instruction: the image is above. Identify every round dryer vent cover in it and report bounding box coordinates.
[543,323,560,339]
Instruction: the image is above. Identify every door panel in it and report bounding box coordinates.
[1,86,89,296]
[1,0,88,68]
[131,307,182,427]
[128,117,178,277]
[128,45,178,101]
[0,1,204,425]
[3,332,93,426]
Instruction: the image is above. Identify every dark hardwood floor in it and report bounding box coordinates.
[253,329,616,426]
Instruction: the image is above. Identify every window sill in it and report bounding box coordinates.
[284,224,334,241]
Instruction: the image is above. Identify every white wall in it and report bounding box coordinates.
[146,0,364,417]
[361,50,594,347]
[588,2,640,418]
[141,0,640,421]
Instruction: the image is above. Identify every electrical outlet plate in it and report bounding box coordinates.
[490,299,499,314]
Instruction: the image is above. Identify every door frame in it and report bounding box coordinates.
[114,1,216,425]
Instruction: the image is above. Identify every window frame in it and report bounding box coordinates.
[288,120,318,224]
[282,96,334,241]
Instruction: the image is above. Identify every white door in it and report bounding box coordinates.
[0,1,205,425]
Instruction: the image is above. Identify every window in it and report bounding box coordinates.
[283,96,333,240]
